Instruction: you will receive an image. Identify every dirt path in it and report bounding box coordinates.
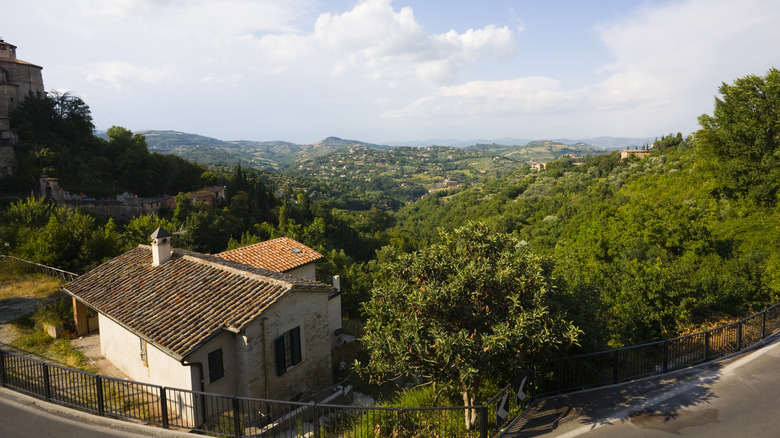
[70,332,129,379]
[0,295,46,347]
[0,291,127,379]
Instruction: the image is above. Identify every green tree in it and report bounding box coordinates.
[358,222,580,429]
[698,68,780,205]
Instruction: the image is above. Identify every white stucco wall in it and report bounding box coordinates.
[185,331,237,395]
[287,264,316,281]
[98,314,195,391]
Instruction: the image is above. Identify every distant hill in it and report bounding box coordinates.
[134,131,615,184]
[138,131,392,171]
[385,136,654,149]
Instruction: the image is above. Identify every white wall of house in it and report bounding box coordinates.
[186,331,237,395]
[287,264,316,281]
[98,314,195,391]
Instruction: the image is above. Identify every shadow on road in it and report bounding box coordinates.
[504,362,724,437]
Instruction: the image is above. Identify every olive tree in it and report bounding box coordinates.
[358,222,580,429]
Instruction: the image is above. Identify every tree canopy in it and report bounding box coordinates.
[698,67,780,205]
[358,222,580,428]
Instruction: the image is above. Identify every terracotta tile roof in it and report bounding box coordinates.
[64,245,331,360]
[215,237,324,273]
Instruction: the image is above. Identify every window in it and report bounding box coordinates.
[275,326,302,376]
[140,339,148,367]
[208,348,224,383]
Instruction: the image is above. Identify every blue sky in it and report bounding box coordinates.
[2,0,779,144]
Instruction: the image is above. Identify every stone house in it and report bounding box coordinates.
[164,186,227,209]
[620,148,651,160]
[63,229,335,424]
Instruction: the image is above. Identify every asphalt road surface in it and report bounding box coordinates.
[0,387,191,438]
[503,334,780,437]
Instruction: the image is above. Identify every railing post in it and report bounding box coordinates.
[95,375,104,416]
[480,404,488,438]
[662,341,669,373]
[556,358,564,393]
[232,397,241,438]
[42,363,51,401]
[160,388,169,429]
[704,331,711,362]
[612,350,620,384]
[762,312,767,339]
[312,401,320,438]
[737,323,743,351]
[0,350,5,387]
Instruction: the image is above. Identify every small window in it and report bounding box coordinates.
[140,339,148,367]
[274,326,302,376]
[208,348,224,383]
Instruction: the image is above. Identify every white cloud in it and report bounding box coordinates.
[251,0,518,85]
[385,0,780,138]
[85,62,181,90]
[589,0,780,133]
[387,77,578,119]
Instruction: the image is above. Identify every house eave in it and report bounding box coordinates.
[62,286,185,362]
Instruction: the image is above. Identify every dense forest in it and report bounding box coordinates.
[2,69,780,401]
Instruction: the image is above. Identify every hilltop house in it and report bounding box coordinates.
[620,148,651,160]
[64,229,335,425]
[216,237,343,343]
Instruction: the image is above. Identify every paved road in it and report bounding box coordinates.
[503,334,780,437]
[0,387,191,438]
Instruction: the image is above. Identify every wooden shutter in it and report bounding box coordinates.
[275,336,287,376]
[291,326,302,365]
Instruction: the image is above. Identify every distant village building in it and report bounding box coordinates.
[40,176,228,221]
[164,186,226,209]
[620,148,651,161]
[530,162,546,171]
[0,38,45,176]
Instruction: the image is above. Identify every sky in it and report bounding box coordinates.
[2,0,779,145]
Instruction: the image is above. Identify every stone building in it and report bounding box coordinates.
[0,39,45,176]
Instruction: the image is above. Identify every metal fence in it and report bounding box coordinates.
[0,348,500,437]
[0,255,79,282]
[530,302,780,398]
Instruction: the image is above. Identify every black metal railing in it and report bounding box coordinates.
[0,348,496,437]
[530,302,780,399]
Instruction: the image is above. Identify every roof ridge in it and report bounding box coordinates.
[181,254,297,289]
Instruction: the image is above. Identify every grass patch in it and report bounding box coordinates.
[0,258,62,301]
[0,257,89,371]
[11,329,93,371]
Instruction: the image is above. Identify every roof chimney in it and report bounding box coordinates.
[150,227,172,266]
